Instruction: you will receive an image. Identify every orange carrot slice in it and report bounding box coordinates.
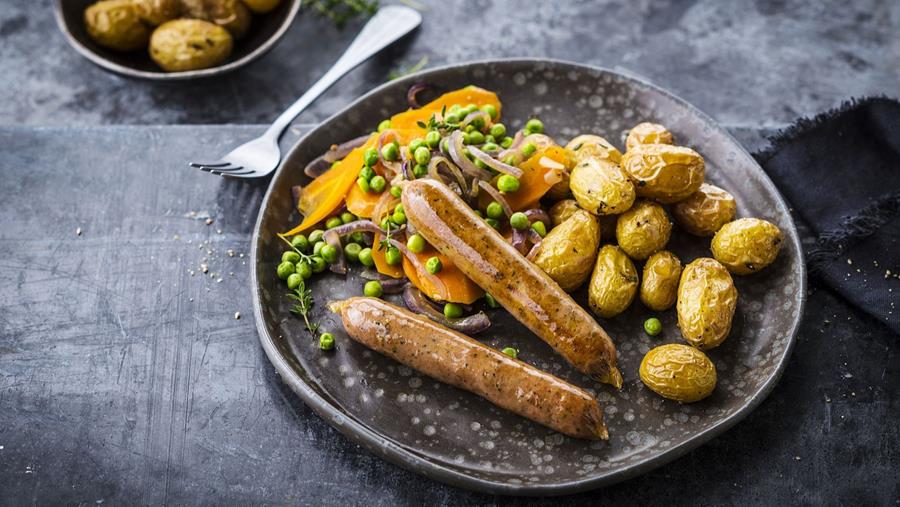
[403,248,483,304]
[390,86,501,131]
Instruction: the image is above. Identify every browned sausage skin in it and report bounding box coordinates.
[401,179,622,388]
[332,297,608,439]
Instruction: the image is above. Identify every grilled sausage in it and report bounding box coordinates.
[333,297,608,439]
[401,179,622,387]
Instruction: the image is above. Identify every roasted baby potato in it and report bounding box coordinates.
[133,0,181,25]
[640,250,682,311]
[531,210,601,291]
[549,199,581,227]
[615,200,672,260]
[640,344,717,403]
[241,0,282,13]
[565,135,622,164]
[569,156,636,216]
[621,144,705,203]
[588,245,639,318]
[711,218,784,275]
[677,258,737,350]
[149,19,233,72]
[180,0,252,38]
[672,183,737,237]
[84,0,151,51]
[626,122,674,151]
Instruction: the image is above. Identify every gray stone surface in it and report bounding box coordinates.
[1,0,898,126]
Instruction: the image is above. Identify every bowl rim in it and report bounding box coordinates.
[53,0,302,81]
[250,57,807,496]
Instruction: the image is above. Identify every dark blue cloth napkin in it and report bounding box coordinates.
[755,98,900,334]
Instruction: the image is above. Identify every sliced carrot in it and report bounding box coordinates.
[390,86,501,131]
[370,234,405,278]
[503,146,573,211]
[403,248,483,304]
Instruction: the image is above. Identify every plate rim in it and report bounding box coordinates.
[250,57,807,496]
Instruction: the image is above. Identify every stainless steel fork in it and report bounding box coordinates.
[189,5,422,178]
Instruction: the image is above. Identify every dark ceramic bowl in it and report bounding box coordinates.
[251,59,806,495]
[54,0,300,80]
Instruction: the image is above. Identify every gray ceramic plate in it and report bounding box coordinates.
[251,59,805,495]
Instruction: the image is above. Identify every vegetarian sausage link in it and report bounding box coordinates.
[333,297,608,439]
[401,179,622,387]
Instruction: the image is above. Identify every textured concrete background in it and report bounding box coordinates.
[1,0,898,126]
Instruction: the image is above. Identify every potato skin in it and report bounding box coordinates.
[180,0,252,38]
[711,218,784,275]
[615,200,672,260]
[241,0,281,13]
[531,210,601,291]
[133,0,181,25]
[588,245,639,318]
[672,183,737,237]
[677,258,737,350]
[549,199,581,227]
[570,156,636,216]
[640,250,682,311]
[621,144,705,203]
[626,122,674,151]
[565,135,622,164]
[149,19,233,72]
[640,344,717,403]
[84,0,151,51]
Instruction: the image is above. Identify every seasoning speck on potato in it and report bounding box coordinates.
[625,122,674,151]
[84,0,152,51]
[615,200,672,260]
[711,218,784,275]
[640,344,717,403]
[672,183,737,237]
[677,258,738,350]
[149,19,233,72]
[569,156,636,216]
[588,245,639,318]
[640,250,682,311]
[530,210,601,291]
[621,144,705,203]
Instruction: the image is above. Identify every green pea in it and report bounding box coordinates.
[448,104,462,115]
[484,134,496,144]
[482,142,499,152]
[502,155,518,166]
[407,233,426,253]
[310,256,327,273]
[276,261,295,280]
[282,250,301,264]
[425,130,441,148]
[489,123,506,138]
[462,103,478,115]
[464,124,476,134]
[440,138,450,154]
[486,201,504,219]
[644,317,663,336]
[320,244,339,264]
[413,164,428,178]
[510,212,529,230]
[358,247,375,267]
[364,280,384,298]
[531,221,547,237]
[408,138,425,154]
[344,242,362,262]
[359,165,375,181]
[291,234,310,252]
[326,216,343,229]
[501,347,518,359]
[357,177,371,193]
[467,131,485,145]
[521,142,537,158]
[414,146,431,166]
[481,104,498,120]
[525,118,544,134]
[497,174,521,193]
[363,148,379,167]
[381,142,400,161]
[380,217,391,230]
[390,185,402,198]
[470,115,486,130]
[308,229,325,244]
[474,158,488,170]
[392,210,407,225]
[287,273,303,290]
[377,119,391,132]
[425,256,442,274]
[312,241,325,256]
[385,246,402,265]
[296,261,313,280]
[443,302,463,319]
[500,136,514,149]
[444,113,461,124]
[370,175,387,193]
[485,218,501,230]
[319,332,335,350]
[350,231,366,245]
[484,293,499,308]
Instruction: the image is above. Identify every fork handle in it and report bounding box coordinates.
[266,5,423,138]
